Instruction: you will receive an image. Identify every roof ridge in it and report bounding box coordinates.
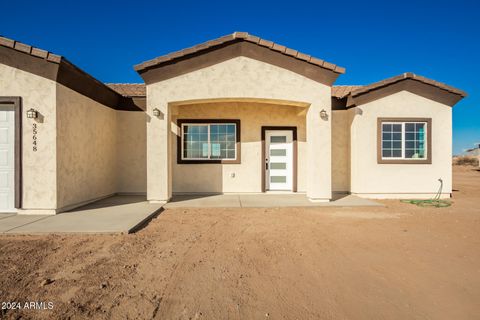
[134,32,346,74]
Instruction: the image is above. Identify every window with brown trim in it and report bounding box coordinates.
[377,118,432,164]
[177,119,241,164]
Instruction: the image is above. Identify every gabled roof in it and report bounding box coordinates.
[135,32,345,74]
[134,32,345,86]
[344,72,466,108]
[350,72,467,98]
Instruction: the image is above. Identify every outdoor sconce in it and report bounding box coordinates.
[320,109,328,120]
[26,108,38,119]
[152,108,162,117]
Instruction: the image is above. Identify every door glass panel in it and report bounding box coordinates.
[270,162,286,169]
[270,136,287,143]
[271,176,286,183]
[270,149,286,156]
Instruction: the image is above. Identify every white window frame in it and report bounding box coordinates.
[381,121,428,160]
[181,122,237,161]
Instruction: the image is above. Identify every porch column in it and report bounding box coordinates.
[146,99,171,203]
[306,102,332,201]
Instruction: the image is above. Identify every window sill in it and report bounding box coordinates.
[178,159,241,164]
[377,158,432,164]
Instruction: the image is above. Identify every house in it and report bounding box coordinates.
[0,32,467,214]
[464,144,480,167]
[465,144,480,157]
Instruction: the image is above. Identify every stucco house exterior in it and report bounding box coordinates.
[0,32,466,214]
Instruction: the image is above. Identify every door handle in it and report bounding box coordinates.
[265,158,269,170]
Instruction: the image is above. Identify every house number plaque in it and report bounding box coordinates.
[32,123,38,152]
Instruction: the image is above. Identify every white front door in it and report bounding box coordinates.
[265,130,293,191]
[0,104,15,212]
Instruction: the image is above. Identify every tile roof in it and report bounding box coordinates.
[332,85,363,99]
[106,83,365,99]
[134,32,346,74]
[350,72,467,97]
[0,35,62,63]
[106,83,146,97]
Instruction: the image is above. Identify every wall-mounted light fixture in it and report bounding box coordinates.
[26,108,38,119]
[320,109,328,120]
[152,108,162,117]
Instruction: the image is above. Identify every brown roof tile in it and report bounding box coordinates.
[106,83,146,97]
[134,32,345,74]
[351,72,467,97]
[332,85,363,98]
[14,42,31,54]
[31,47,48,59]
[0,35,63,64]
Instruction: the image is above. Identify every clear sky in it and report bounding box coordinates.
[1,0,478,154]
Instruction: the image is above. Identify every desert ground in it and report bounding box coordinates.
[1,166,479,320]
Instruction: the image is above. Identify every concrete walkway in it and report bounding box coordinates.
[164,193,382,208]
[0,195,162,234]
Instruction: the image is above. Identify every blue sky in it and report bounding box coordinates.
[1,0,478,154]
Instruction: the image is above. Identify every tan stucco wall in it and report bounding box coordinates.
[0,63,57,211]
[350,90,452,198]
[116,111,147,194]
[172,102,306,193]
[331,110,351,192]
[146,56,332,201]
[56,84,118,209]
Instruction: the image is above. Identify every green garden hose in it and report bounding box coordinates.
[400,178,451,208]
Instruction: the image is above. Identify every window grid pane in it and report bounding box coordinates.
[405,122,425,159]
[381,121,426,160]
[183,123,236,160]
[381,122,402,158]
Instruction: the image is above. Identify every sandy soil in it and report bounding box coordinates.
[1,166,479,320]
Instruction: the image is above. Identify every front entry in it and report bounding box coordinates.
[0,103,15,212]
[265,130,294,191]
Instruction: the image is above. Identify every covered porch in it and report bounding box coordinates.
[141,51,340,204]
[169,98,312,196]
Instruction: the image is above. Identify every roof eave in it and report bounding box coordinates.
[134,32,346,75]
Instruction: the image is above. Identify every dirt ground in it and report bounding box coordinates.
[1,166,479,320]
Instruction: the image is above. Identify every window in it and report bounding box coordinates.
[177,120,240,164]
[377,118,432,164]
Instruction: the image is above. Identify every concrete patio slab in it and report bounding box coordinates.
[166,194,241,208]
[164,193,382,208]
[0,213,16,220]
[0,215,50,232]
[1,195,162,234]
